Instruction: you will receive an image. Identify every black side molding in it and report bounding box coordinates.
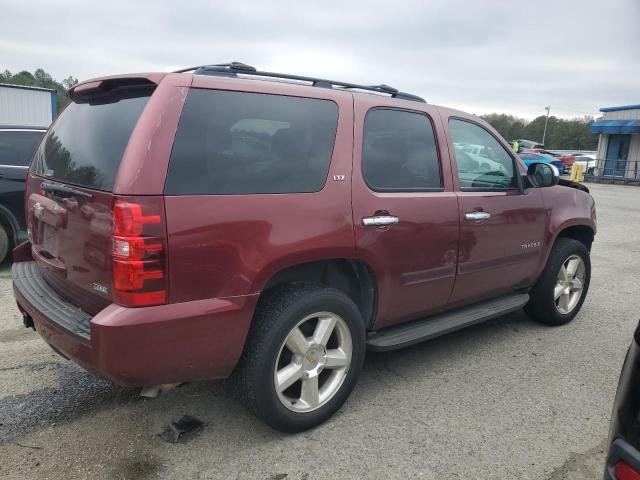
[367,293,529,351]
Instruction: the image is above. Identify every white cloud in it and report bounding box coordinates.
[1,0,638,119]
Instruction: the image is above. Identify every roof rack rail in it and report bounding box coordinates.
[174,62,426,103]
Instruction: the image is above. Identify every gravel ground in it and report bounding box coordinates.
[0,182,638,480]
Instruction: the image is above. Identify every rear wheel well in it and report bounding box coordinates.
[556,225,594,251]
[262,259,377,328]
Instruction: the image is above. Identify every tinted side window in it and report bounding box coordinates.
[165,89,338,195]
[0,131,44,166]
[362,109,441,191]
[449,119,518,190]
[30,86,153,191]
[0,130,44,167]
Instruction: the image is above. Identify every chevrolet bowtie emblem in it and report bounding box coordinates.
[33,202,44,219]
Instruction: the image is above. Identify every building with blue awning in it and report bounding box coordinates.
[591,104,640,180]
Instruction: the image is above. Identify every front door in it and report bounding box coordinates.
[352,101,460,329]
[445,117,547,305]
[604,134,630,177]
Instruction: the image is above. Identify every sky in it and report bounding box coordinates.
[1,0,639,120]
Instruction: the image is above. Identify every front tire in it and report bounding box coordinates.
[233,283,366,432]
[525,238,591,326]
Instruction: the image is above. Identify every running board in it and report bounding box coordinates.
[366,293,529,351]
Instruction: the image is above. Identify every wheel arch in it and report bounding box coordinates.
[554,223,595,252]
[260,258,378,329]
[533,221,595,284]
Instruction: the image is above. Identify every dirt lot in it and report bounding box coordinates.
[0,182,638,480]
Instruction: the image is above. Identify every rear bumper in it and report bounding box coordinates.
[13,260,258,387]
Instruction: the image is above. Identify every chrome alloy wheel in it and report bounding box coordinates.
[554,254,586,314]
[274,312,352,413]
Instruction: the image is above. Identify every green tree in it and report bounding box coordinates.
[0,68,78,114]
[482,113,598,150]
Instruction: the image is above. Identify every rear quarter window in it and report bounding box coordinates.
[164,89,338,195]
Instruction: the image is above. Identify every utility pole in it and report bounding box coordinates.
[542,106,551,146]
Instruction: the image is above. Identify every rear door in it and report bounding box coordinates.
[444,115,547,305]
[26,82,155,314]
[352,99,460,329]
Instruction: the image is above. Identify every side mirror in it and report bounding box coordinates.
[526,162,560,188]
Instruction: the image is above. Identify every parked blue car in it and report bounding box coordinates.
[518,152,565,174]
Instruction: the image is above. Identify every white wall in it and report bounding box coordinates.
[629,134,640,164]
[602,108,640,120]
[594,108,640,176]
[0,85,53,127]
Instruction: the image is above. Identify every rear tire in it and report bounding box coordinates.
[0,225,9,264]
[233,283,366,432]
[525,238,591,326]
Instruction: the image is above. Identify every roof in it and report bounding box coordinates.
[184,63,426,103]
[70,68,427,105]
[0,82,56,93]
[599,104,640,112]
[0,124,47,130]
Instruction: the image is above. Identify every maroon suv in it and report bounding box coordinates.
[12,63,596,432]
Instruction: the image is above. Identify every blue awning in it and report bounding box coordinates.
[622,120,640,134]
[591,119,640,134]
[591,120,627,133]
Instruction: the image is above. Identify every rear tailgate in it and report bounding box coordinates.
[26,81,155,314]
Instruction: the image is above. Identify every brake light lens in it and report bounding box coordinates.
[113,202,160,236]
[112,197,167,307]
[615,461,640,480]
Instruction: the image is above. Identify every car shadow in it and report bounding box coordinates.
[0,308,538,444]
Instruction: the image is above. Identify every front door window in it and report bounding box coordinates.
[449,119,519,190]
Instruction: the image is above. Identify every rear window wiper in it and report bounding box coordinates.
[40,182,93,198]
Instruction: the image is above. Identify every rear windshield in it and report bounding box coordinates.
[30,86,153,191]
[165,89,338,195]
[0,130,44,166]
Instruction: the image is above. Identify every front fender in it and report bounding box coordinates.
[534,185,596,280]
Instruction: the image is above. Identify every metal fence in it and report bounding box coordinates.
[584,159,640,184]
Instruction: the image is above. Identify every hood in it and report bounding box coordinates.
[558,178,589,193]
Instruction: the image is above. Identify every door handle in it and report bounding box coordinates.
[362,215,399,227]
[465,211,491,222]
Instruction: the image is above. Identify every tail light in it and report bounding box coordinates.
[615,461,640,480]
[112,196,167,307]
